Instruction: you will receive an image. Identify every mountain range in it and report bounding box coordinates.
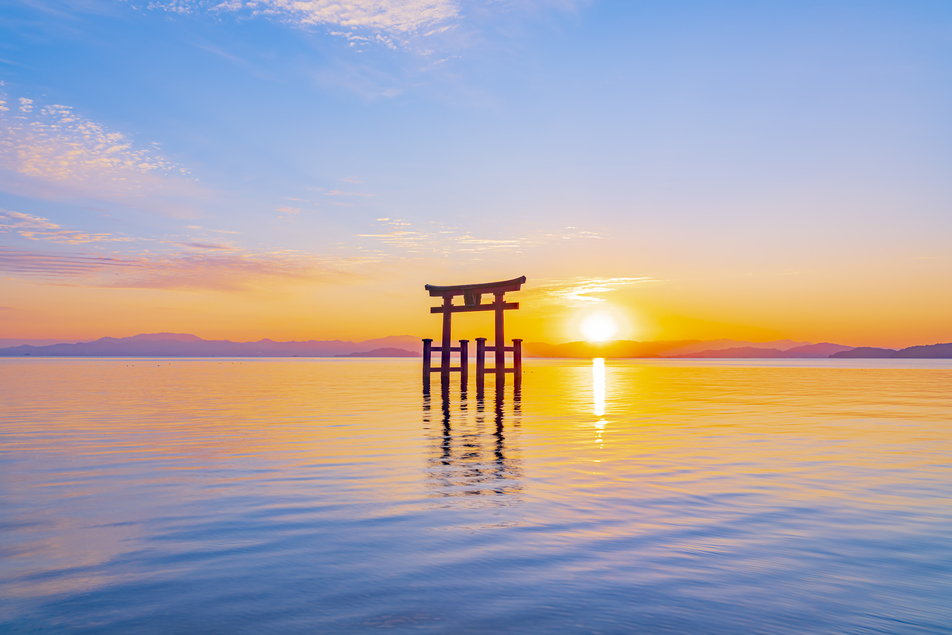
[0,333,423,357]
[1,333,950,358]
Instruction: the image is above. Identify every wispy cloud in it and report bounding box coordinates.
[0,209,133,244]
[325,189,374,197]
[0,247,141,277]
[0,246,379,292]
[188,225,241,234]
[357,218,602,255]
[176,241,235,250]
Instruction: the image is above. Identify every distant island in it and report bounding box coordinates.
[1,333,950,358]
[335,348,421,358]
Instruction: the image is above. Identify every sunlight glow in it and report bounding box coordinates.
[581,312,619,342]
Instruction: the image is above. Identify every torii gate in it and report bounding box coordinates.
[422,275,525,393]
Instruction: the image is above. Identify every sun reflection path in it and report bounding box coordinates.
[592,358,607,459]
[593,358,606,417]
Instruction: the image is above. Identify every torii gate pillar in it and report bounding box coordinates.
[493,291,506,387]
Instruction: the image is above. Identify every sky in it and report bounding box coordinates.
[1,0,950,347]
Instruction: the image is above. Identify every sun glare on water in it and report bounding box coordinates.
[580,312,619,342]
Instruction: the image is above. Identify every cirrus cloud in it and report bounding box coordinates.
[357,218,603,255]
[0,90,204,212]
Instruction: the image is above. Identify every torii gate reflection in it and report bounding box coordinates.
[422,276,526,395]
[422,380,523,501]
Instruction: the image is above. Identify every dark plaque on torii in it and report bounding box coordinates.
[422,275,526,393]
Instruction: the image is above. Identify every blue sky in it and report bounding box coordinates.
[1,0,951,344]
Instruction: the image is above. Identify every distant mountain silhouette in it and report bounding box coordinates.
[0,337,90,348]
[675,347,789,358]
[523,340,854,359]
[123,332,204,342]
[0,333,422,357]
[661,339,810,356]
[524,339,952,359]
[784,343,855,357]
[675,342,854,358]
[892,343,952,358]
[830,347,898,359]
[831,343,952,359]
[3,333,949,359]
[335,348,421,358]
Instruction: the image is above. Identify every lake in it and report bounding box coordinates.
[1,358,951,633]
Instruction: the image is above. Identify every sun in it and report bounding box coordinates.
[580,312,619,342]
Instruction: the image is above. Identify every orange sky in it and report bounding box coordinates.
[2,237,950,347]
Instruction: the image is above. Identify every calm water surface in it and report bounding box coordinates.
[1,358,951,633]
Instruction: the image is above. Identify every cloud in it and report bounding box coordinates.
[357,229,428,250]
[455,235,522,249]
[0,246,378,292]
[325,189,374,197]
[0,247,141,277]
[188,224,241,234]
[357,219,603,256]
[525,277,657,306]
[0,91,203,209]
[210,0,458,34]
[276,205,300,214]
[356,227,526,254]
[148,0,194,14]
[176,241,235,250]
[0,209,133,245]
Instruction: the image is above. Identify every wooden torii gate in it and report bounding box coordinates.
[423,276,526,393]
